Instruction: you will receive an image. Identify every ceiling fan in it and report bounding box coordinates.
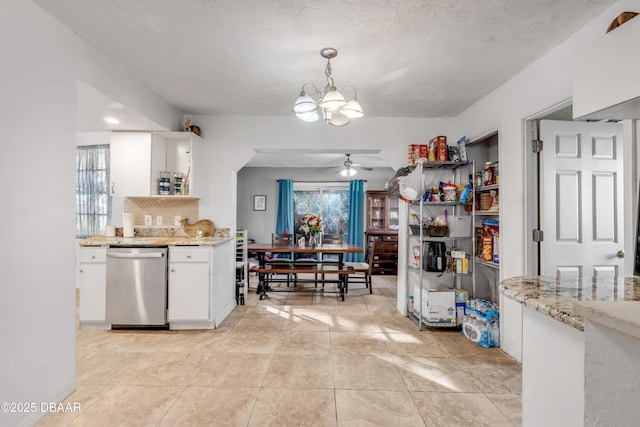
[336,153,373,177]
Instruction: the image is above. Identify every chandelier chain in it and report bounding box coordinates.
[324,59,333,85]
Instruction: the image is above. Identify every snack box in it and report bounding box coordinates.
[408,144,419,165]
[428,136,448,162]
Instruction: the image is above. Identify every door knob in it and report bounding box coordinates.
[617,250,625,258]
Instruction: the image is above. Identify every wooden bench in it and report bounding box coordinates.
[250,264,355,300]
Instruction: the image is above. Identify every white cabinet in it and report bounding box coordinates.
[573,16,640,120]
[110,132,154,197]
[77,247,107,325]
[109,131,205,198]
[168,246,211,322]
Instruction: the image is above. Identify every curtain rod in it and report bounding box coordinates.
[277,180,367,183]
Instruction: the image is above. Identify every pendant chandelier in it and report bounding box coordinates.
[292,48,364,127]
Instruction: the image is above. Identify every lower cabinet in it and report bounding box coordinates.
[368,233,398,274]
[78,242,235,330]
[168,246,211,322]
[77,247,107,324]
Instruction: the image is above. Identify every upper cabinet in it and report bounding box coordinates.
[110,132,153,197]
[366,190,399,234]
[573,16,640,120]
[110,131,206,198]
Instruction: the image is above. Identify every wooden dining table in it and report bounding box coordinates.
[247,243,363,300]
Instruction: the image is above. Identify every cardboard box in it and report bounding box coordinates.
[424,290,456,326]
[461,258,468,274]
[454,288,469,303]
[454,258,469,274]
[429,136,448,162]
[419,144,429,159]
[408,144,419,165]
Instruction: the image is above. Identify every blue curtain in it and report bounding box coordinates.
[275,179,294,234]
[346,180,365,262]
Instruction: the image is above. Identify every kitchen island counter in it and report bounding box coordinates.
[500,276,640,426]
[500,275,640,331]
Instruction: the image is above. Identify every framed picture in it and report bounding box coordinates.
[253,195,266,211]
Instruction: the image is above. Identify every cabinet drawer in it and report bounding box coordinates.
[79,248,107,263]
[372,253,398,261]
[372,261,397,269]
[170,247,211,263]
[382,235,398,242]
[382,242,398,252]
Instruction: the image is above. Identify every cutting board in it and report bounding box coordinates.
[181,219,214,237]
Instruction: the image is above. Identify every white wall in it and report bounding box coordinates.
[237,166,395,243]
[0,1,182,425]
[191,114,460,233]
[456,0,640,280]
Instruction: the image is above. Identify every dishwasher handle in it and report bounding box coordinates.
[107,252,165,259]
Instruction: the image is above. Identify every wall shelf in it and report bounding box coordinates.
[476,259,500,270]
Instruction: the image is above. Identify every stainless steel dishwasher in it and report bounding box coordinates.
[106,246,168,327]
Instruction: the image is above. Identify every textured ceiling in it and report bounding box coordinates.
[36,0,612,120]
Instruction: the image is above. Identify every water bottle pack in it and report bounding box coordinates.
[466,299,499,323]
[462,299,500,348]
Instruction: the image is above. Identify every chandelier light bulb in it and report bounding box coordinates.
[340,98,364,118]
[292,91,318,114]
[296,110,320,122]
[327,111,351,127]
[320,88,347,111]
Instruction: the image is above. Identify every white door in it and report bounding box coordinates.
[541,120,624,279]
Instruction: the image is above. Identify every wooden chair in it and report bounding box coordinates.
[294,233,319,286]
[320,234,343,259]
[318,234,342,284]
[267,233,294,286]
[344,244,374,294]
[235,229,247,305]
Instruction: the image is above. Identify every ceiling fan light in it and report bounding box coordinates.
[319,88,347,110]
[295,110,319,122]
[340,167,357,177]
[292,92,318,114]
[340,98,364,118]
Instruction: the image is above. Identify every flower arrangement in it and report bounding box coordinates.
[299,214,323,236]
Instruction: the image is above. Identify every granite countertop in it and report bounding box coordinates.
[79,227,233,247]
[500,276,640,331]
[573,301,640,340]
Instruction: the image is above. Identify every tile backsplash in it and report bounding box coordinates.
[124,197,199,226]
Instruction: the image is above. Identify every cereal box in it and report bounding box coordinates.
[429,136,447,161]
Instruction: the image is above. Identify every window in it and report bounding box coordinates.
[76,144,111,238]
[293,182,350,239]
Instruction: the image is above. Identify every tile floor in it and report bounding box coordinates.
[38,275,521,426]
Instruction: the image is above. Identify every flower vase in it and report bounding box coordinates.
[308,234,317,248]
